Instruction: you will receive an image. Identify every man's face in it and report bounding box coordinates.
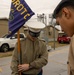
[56,7,74,37]
[29,30,40,38]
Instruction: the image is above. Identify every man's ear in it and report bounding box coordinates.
[62,7,71,19]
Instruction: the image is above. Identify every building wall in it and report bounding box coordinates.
[0,19,24,37]
[0,19,8,37]
[40,26,59,42]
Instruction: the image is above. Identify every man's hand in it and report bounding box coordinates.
[18,64,29,72]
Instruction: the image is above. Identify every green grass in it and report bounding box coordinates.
[48,41,69,48]
[0,51,13,58]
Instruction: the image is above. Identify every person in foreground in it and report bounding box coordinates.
[10,19,48,75]
[53,0,74,75]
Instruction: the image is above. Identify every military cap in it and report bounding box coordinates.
[25,19,45,32]
[53,0,74,18]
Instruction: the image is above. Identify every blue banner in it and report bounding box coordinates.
[7,0,35,37]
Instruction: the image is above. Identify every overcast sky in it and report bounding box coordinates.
[0,0,61,18]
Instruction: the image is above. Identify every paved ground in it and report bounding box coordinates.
[43,45,69,75]
[0,45,69,75]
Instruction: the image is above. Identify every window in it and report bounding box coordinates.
[14,34,24,38]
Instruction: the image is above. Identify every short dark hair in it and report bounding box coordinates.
[53,1,74,18]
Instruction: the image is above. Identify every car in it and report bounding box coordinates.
[0,33,26,52]
[57,34,71,44]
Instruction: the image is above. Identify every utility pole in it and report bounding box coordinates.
[53,23,56,50]
[37,13,48,43]
[51,17,56,50]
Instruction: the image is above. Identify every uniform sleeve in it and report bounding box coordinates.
[30,42,48,69]
[68,36,74,70]
[10,43,19,75]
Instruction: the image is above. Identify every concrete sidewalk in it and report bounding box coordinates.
[43,45,69,75]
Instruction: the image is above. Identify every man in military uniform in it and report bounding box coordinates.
[10,19,48,75]
[53,0,74,75]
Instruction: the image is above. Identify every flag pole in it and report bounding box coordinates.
[17,30,21,75]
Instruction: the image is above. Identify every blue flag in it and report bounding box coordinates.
[7,0,35,37]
